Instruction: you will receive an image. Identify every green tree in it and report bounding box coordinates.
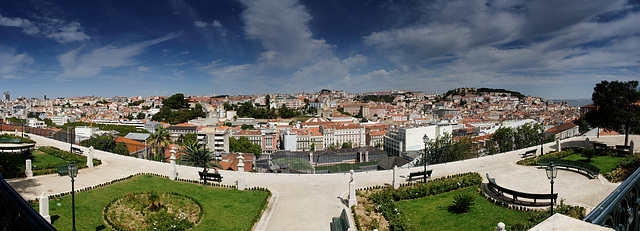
[419,133,477,166]
[341,142,352,149]
[136,113,146,119]
[179,140,213,171]
[164,93,188,109]
[176,133,198,145]
[585,80,640,146]
[80,135,128,155]
[229,137,262,158]
[573,118,589,134]
[241,124,255,130]
[146,126,172,161]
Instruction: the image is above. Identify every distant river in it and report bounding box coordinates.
[553,99,592,108]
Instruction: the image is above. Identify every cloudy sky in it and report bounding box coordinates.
[0,0,639,99]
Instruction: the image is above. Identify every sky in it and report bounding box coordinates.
[0,0,639,99]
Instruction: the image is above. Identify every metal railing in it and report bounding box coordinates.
[583,166,640,230]
[0,174,56,230]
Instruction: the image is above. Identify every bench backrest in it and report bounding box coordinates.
[0,138,22,143]
[540,159,600,174]
[487,173,557,199]
[339,209,350,230]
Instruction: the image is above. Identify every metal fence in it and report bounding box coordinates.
[0,174,56,230]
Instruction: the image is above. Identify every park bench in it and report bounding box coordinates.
[521,149,537,158]
[57,165,68,176]
[0,138,22,143]
[539,159,600,179]
[71,147,83,154]
[616,145,631,155]
[198,171,223,183]
[408,169,433,181]
[331,209,350,231]
[486,173,557,205]
[593,142,611,152]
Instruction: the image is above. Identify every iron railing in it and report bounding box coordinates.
[584,166,640,230]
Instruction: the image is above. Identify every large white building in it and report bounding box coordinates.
[383,124,453,156]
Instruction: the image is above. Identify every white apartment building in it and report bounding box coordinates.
[384,124,453,156]
[26,118,46,128]
[320,123,365,149]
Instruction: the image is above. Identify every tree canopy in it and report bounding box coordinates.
[151,93,206,125]
[585,80,640,145]
[80,135,129,155]
[229,137,261,158]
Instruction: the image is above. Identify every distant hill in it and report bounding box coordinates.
[444,87,525,99]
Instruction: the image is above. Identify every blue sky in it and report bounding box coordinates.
[0,0,639,99]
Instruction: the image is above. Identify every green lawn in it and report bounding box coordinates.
[396,186,530,230]
[35,175,270,231]
[1,150,67,172]
[561,154,622,173]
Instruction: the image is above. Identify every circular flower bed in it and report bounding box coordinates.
[103,191,203,230]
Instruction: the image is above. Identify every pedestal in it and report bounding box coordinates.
[169,148,177,180]
[556,140,561,152]
[392,166,399,189]
[237,154,246,190]
[87,147,94,168]
[39,193,50,223]
[25,159,33,179]
[348,181,357,207]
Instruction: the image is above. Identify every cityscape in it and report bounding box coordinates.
[1,0,640,230]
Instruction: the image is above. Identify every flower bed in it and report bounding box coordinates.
[104,191,203,230]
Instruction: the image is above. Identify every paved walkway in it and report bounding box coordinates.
[6,133,639,230]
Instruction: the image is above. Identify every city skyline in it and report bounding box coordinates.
[1,0,639,99]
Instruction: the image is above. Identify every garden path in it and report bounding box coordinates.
[6,133,639,231]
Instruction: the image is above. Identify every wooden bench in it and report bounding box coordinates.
[616,145,631,154]
[71,147,83,154]
[593,142,611,152]
[0,138,22,143]
[198,171,222,183]
[408,169,433,181]
[57,165,68,176]
[521,149,537,158]
[539,159,600,179]
[331,209,350,231]
[486,173,557,205]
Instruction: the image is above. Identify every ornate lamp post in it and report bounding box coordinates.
[422,134,429,183]
[67,161,78,231]
[545,161,558,215]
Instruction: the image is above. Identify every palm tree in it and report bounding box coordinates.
[146,126,171,162]
[180,139,214,171]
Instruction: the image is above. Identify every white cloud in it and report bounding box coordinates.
[44,21,90,43]
[194,21,208,28]
[0,47,34,79]
[241,0,335,69]
[0,13,90,43]
[57,33,180,78]
[212,20,222,28]
[137,66,149,72]
[0,13,39,35]
[180,51,190,55]
[363,0,639,85]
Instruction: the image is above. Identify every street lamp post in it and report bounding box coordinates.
[68,126,74,153]
[545,161,558,216]
[67,161,78,231]
[422,134,429,183]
